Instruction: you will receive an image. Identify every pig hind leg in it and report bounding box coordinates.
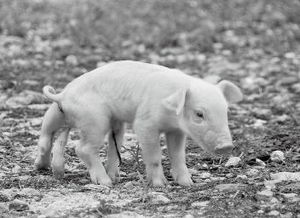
[166,130,193,186]
[106,121,125,183]
[35,103,65,170]
[51,128,70,179]
[134,121,167,187]
[75,115,112,186]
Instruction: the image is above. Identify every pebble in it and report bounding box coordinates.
[106,211,145,218]
[124,181,135,190]
[83,184,111,194]
[292,83,300,93]
[149,192,170,204]
[215,183,246,192]
[28,104,50,110]
[281,193,300,202]
[9,199,29,211]
[270,172,300,182]
[191,201,210,208]
[18,188,40,198]
[268,210,280,216]
[246,168,259,177]
[281,212,293,218]
[11,165,22,174]
[0,203,8,214]
[255,158,266,167]
[0,192,10,202]
[225,156,241,167]
[183,214,194,218]
[6,90,45,108]
[65,55,78,66]
[270,150,285,163]
[256,189,273,201]
[199,172,211,179]
[237,175,247,180]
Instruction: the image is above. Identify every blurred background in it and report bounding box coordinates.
[0,0,299,83]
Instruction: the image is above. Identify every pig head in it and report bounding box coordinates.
[163,79,243,156]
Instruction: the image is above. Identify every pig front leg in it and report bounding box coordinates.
[134,121,167,187]
[35,103,65,170]
[166,130,193,186]
[75,117,112,186]
[106,121,125,183]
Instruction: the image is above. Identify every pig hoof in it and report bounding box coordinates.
[34,157,51,170]
[108,172,120,183]
[52,168,64,179]
[150,176,167,187]
[177,176,193,186]
[51,161,65,179]
[90,171,113,187]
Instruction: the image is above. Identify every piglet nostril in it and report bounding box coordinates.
[214,144,234,155]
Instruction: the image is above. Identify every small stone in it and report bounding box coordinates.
[292,83,300,93]
[256,189,273,201]
[29,118,43,127]
[191,201,209,208]
[256,158,266,167]
[106,211,145,218]
[237,175,247,180]
[271,150,285,163]
[65,55,78,66]
[270,172,300,182]
[83,184,110,194]
[199,172,211,179]
[149,192,170,204]
[215,183,246,192]
[284,52,295,59]
[0,192,10,202]
[11,165,21,174]
[18,188,40,198]
[268,210,280,216]
[183,214,194,218]
[281,212,293,218]
[225,156,241,167]
[264,180,278,190]
[124,181,135,189]
[225,173,234,178]
[202,163,208,169]
[210,176,225,181]
[0,203,8,214]
[9,199,29,211]
[6,90,45,108]
[28,104,50,110]
[246,168,259,177]
[281,193,300,202]
[257,209,264,214]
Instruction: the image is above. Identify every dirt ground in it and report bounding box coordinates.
[0,0,300,217]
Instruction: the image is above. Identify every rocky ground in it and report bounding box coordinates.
[0,0,300,217]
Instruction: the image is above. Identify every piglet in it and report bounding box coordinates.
[35,60,242,187]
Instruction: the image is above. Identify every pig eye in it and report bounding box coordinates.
[196,112,204,118]
[194,111,204,122]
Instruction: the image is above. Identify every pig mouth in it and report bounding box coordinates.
[195,139,232,157]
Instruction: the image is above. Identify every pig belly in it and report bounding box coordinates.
[108,100,138,123]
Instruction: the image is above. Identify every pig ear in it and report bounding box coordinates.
[218,80,243,103]
[162,89,187,115]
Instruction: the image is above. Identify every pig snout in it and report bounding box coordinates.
[214,143,234,155]
[202,129,233,156]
